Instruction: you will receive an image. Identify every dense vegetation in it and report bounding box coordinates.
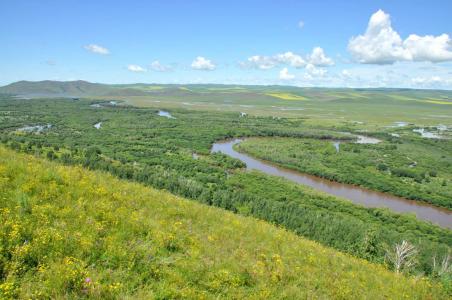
[237,136,452,209]
[0,97,450,286]
[2,147,447,299]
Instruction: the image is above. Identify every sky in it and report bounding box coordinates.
[1,0,452,89]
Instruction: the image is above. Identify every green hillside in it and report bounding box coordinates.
[0,146,446,299]
[0,80,148,97]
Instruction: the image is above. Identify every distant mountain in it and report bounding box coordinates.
[0,80,149,97]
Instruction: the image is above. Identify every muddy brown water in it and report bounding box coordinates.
[211,139,452,229]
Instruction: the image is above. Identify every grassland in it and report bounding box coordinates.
[265,92,307,100]
[0,146,448,299]
[425,100,452,105]
[95,85,452,126]
[3,81,451,125]
[117,91,452,130]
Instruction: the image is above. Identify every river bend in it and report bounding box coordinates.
[211,139,452,229]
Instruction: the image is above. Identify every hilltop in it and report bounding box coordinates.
[0,146,446,299]
[0,80,151,97]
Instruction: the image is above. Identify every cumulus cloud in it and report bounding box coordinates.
[275,52,306,68]
[403,34,452,62]
[242,48,332,70]
[127,64,146,72]
[305,63,327,77]
[242,55,276,70]
[84,44,110,55]
[150,60,172,72]
[191,56,216,70]
[348,10,452,64]
[279,68,295,80]
[307,47,334,66]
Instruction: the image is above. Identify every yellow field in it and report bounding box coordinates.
[424,100,452,105]
[142,86,165,90]
[265,92,307,100]
[178,87,193,92]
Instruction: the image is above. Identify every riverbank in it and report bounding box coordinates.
[212,138,452,228]
[234,136,452,209]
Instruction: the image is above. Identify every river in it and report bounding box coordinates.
[211,138,452,229]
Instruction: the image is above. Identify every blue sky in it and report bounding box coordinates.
[1,0,451,88]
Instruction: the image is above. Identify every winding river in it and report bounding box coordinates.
[211,138,452,229]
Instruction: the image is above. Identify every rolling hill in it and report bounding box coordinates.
[1,80,451,103]
[0,80,150,97]
[0,146,447,299]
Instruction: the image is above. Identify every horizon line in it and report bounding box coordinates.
[2,79,452,92]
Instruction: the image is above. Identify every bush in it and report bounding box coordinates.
[46,150,57,160]
[377,163,388,171]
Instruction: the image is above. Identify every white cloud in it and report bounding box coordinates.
[127,64,146,72]
[341,70,352,78]
[303,62,452,89]
[124,61,450,88]
[275,52,306,68]
[305,63,327,77]
[403,34,452,62]
[84,44,110,55]
[348,9,452,64]
[307,47,334,66]
[243,55,276,70]
[191,56,216,70]
[150,60,171,72]
[411,76,452,87]
[279,67,295,80]
[298,20,304,29]
[242,48,333,70]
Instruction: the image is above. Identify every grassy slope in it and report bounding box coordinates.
[0,147,446,299]
[0,80,151,97]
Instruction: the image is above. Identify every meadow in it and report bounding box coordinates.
[6,80,451,125]
[109,85,452,127]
